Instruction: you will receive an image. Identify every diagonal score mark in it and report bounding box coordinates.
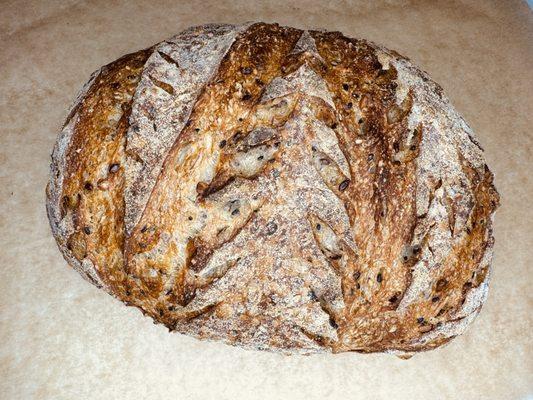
[157,50,180,69]
[124,24,304,305]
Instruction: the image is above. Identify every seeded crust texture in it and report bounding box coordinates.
[46,22,499,356]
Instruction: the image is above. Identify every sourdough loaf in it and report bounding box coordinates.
[46,22,499,356]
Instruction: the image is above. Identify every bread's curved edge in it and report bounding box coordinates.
[46,67,109,289]
[46,48,156,292]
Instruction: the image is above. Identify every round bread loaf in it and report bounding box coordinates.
[46,22,499,356]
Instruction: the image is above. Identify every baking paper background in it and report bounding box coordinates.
[1,1,532,399]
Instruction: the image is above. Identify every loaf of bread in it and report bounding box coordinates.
[46,22,499,356]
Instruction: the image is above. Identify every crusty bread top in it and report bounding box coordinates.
[46,22,499,355]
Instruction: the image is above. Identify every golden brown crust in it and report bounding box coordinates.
[47,48,152,292]
[47,23,500,355]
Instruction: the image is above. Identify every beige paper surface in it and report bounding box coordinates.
[1,1,532,399]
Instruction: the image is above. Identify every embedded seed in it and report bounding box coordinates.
[266,221,278,235]
[393,141,400,152]
[196,181,208,194]
[109,163,120,173]
[228,200,240,216]
[338,179,350,191]
[436,278,447,291]
[232,131,243,142]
